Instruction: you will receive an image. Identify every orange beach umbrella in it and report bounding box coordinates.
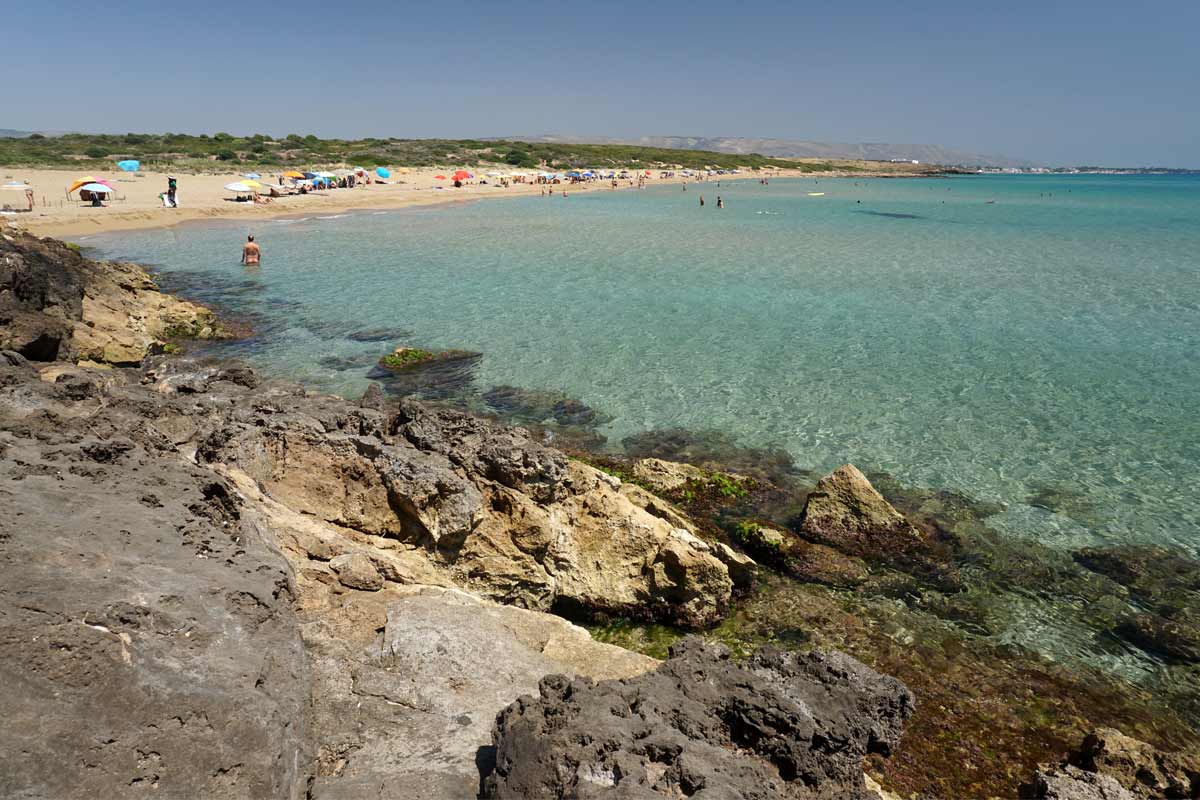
[451,170,471,181]
[281,170,305,179]
[67,176,114,194]
[434,175,447,180]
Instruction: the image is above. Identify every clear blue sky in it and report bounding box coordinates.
[5,0,1198,166]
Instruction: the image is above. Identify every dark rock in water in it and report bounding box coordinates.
[1075,546,1200,661]
[1114,613,1200,664]
[374,346,482,373]
[482,384,610,428]
[482,637,914,799]
[1028,482,1102,525]
[622,427,797,483]
[317,352,381,371]
[733,521,870,588]
[1021,727,1200,800]
[346,326,413,343]
[370,350,483,400]
[1074,546,1200,600]
[856,210,926,220]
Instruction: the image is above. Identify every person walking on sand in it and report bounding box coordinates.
[167,176,178,208]
[241,235,261,266]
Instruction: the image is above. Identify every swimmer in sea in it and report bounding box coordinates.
[241,235,261,266]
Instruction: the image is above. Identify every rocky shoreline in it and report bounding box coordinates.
[2,228,1198,798]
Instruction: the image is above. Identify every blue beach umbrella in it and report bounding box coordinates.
[116,160,140,172]
[242,172,261,180]
[302,172,318,179]
[375,167,391,178]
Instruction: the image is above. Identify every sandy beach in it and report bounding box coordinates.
[2,162,936,240]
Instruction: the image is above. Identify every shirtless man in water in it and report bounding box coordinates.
[241,235,261,266]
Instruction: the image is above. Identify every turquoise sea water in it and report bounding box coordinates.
[84,174,1200,556]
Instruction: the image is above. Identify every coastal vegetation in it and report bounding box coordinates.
[0,131,850,172]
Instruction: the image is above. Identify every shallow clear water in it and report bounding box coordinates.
[84,174,1200,555]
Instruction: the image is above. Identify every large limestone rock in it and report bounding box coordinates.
[200,390,742,628]
[483,637,914,799]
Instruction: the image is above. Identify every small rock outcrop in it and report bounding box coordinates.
[632,456,709,492]
[483,637,914,799]
[1022,728,1200,800]
[799,463,921,553]
[798,464,961,589]
[0,230,224,364]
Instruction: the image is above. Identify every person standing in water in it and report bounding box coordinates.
[699,195,705,207]
[716,196,724,209]
[241,235,261,266]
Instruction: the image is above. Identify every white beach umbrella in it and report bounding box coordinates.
[224,181,256,193]
[316,171,336,179]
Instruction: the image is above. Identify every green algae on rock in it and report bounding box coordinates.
[376,346,458,371]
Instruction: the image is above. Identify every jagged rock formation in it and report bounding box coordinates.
[483,637,914,799]
[193,374,748,628]
[1022,728,1200,799]
[0,230,223,364]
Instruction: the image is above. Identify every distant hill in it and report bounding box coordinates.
[0,130,32,138]
[496,135,1036,169]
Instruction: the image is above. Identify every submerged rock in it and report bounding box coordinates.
[374,346,481,373]
[483,637,914,799]
[733,520,870,588]
[481,384,609,428]
[622,426,798,483]
[345,326,413,343]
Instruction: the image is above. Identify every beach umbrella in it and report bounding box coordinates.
[224,181,256,193]
[302,172,318,179]
[116,160,140,172]
[79,183,113,194]
[2,182,29,190]
[316,171,336,179]
[434,175,447,180]
[242,172,261,180]
[282,170,305,179]
[68,176,112,194]
[375,167,390,178]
